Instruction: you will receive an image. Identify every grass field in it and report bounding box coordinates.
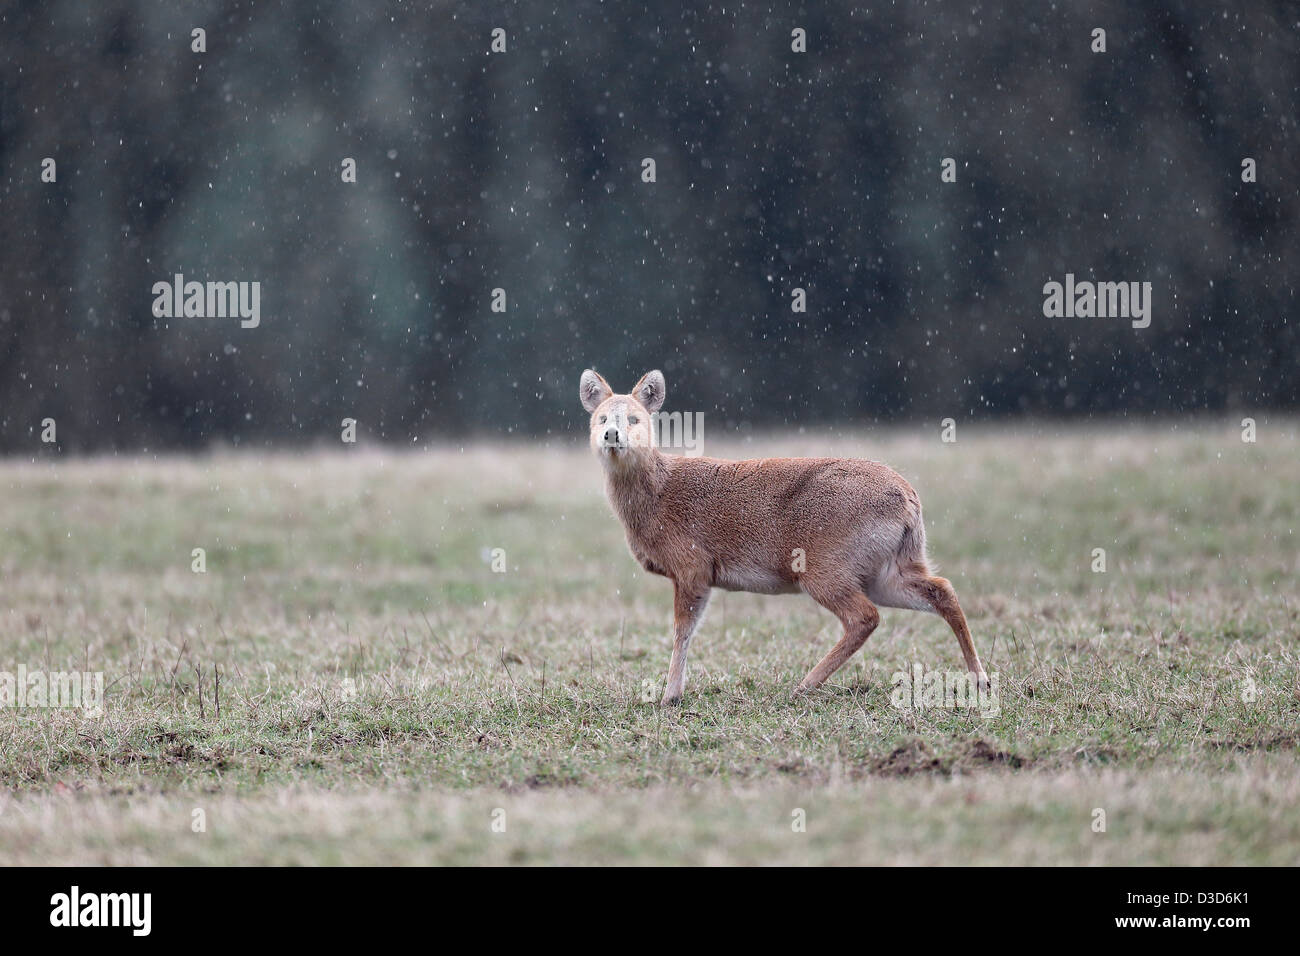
[1,421,1297,864]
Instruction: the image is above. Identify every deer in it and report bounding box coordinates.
[579,368,989,706]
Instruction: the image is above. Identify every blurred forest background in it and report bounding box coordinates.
[1,1,1297,452]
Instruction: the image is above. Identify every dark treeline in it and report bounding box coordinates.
[1,1,1297,452]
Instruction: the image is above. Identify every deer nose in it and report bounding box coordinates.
[604,428,619,444]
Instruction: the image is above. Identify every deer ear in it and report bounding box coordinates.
[633,370,666,414]
[579,369,613,412]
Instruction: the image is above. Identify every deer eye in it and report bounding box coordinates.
[599,415,607,424]
[628,416,639,425]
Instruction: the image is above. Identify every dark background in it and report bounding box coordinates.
[1,1,1297,451]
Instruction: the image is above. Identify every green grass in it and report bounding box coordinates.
[0,420,1297,864]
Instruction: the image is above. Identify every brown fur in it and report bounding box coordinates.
[579,369,988,705]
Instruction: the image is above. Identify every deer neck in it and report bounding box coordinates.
[604,449,666,535]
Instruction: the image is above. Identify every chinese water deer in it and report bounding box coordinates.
[579,368,989,706]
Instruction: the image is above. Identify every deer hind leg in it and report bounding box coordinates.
[795,584,880,695]
[662,580,711,706]
[888,566,989,692]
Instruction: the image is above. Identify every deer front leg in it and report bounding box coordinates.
[662,580,711,706]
